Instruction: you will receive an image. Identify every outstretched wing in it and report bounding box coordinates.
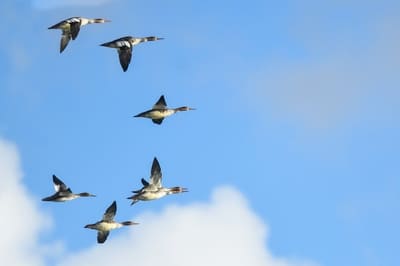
[69,20,81,40]
[97,231,110,244]
[118,46,132,72]
[141,178,150,187]
[151,118,164,124]
[60,31,71,53]
[152,95,167,109]
[150,157,162,188]
[52,175,70,192]
[103,201,117,222]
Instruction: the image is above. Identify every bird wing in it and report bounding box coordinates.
[152,95,167,109]
[60,31,71,53]
[151,118,164,125]
[131,178,151,193]
[141,178,150,187]
[150,157,162,187]
[69,21,81,40]
[118,46,132,72]
[103,201,117,222]
[52,175,69,192]
[97,230,110,244]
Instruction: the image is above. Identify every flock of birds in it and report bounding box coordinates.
[43,16,194,244]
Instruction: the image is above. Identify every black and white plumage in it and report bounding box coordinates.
[48,17,111,53]
[127,157,188,205]
[84,201,138,244]
[100,36,164,72]
[42,175,96,202]
[133,95,195,125]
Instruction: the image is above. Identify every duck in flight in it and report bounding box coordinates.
[42,174,96,202]
[127,157,188,205]
[100,36,164,72]
[84,201,138,244]
[133,95,195,124]
[48,17,110,53]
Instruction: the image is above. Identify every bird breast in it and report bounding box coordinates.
[96,222,122,231]
[147,109,175,119]
[139,190,167,200]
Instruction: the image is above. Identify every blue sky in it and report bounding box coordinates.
[0,1,399,265]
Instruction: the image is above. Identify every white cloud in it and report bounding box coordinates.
[0,138,57,265]
[58,186,317,266]
[0,137,317,266]
[32,0,112,9]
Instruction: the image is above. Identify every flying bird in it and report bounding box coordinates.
[127,157,188,205]
[100,36,164,72]
[42,175,96,202]
[84,201,138,244]
[133,95,195,124]
[48,17,111,53]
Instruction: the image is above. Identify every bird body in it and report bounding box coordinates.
[134,95,195,124]
[85,221,123,231]
[85,201,138,244]
[48,17,110,53]
[42,175,95,202]
[131,187,187,202]
[100,36,163,71]
[42,192,92,202]
[128,157,188,205]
